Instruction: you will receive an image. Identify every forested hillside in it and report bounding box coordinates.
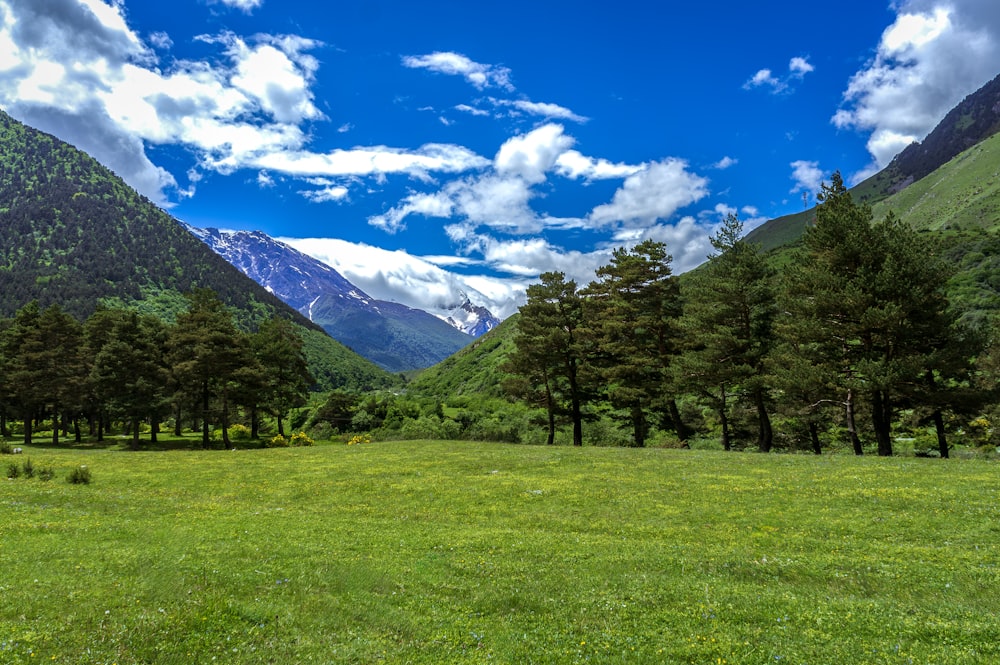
[0,110,398,391]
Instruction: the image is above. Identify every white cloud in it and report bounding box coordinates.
[789,160,824,194]
[215,0,263,13]
[712,156,738,170]
[744,56,814,93]
[789,56,814,76]
[833,1,1000,171]
[554,150,643,180]
[300,185,349,203]
[494,123,575,183]
[589,159,710,227]
[493,98,588,123]
[401,51,513,91]
[279,236,526,319]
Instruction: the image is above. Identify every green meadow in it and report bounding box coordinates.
[1,441,998,664]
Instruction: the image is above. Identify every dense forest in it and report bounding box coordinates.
[0,290,314,449]
[0,109,400,394]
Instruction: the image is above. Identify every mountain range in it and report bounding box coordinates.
[0,108,398,392]
[186,226,499,372]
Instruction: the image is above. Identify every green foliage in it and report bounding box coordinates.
[66,465,91,484]
[266,434,290,448]
[0,110,393,393]
[289,431,314,447]
[6,461,19,479]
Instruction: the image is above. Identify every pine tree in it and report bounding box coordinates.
[584,241,682,447]
[504,272,587,446]
[675,214,776,451]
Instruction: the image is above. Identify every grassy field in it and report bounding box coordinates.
[1,440,998,664]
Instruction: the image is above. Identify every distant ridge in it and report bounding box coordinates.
[188,226,482,372]
[0,109,396,391]
[746,72,1000,251]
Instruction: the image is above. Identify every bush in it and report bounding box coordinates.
[290,431,314,447]
[347,434,371,445]
[38,467,55,482]
[6,462,20,479]
[0,441,11,455]
[22,458,34,479]
[266,434,290,448]
[67,465,92,485]
[227,424,253,442]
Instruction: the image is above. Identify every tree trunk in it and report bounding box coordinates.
[754,388,773,452]
[277,415,285,438]
[543,373,555,446]
[174,404,183,437]
[718,385,730,451]
[73,417,81,443]
[250,406,260,440]
[221,387,232,450]
[568,360,583,447]
[627,402,646,447]
[809,421,822,455]
[131,418,141,450]
[667,398,692,442]
[201,381,211,449]
[52,409,59,446]
[151,418,159,444]
[932,409,949,459]
[846,389,863,455]
[22,415,32,446]
[871,389,893,456]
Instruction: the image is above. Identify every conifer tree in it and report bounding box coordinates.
[504,272,587,446]
[675,214,776,451]
[584,241,682,447]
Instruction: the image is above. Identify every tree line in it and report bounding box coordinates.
[504,174,998,456]
[0,289,313,449]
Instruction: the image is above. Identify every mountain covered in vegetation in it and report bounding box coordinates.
[0,109,397,391]
[187,226,479,372]
[746,73,1000,252]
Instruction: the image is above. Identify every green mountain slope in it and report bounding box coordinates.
[0,109,397,391]
[871,131,1000,232]
[407,315,518,399]
[747,72,1000,251]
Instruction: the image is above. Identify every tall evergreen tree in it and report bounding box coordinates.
[504,272,587,446]
[778,173,963,455]
[167,290,250,449]
[89,310,170,448]
[675,214,777,451]
[584,241,682,447]
[250,317,314,438]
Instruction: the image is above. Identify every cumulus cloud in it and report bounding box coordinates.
[744,56,814,93]
[401,51,514,91]
[589,160,710,227]
[279,236,526,318]
[712,156,738,170]
[494,123,575,183]
[833,0,1000,173]
[789,160,825,194]
[0,2,496,206]
[215,0,264,12]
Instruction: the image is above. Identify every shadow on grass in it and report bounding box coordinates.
[3,432,269,452]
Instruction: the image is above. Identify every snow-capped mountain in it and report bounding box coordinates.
[443,295,500,337]
[185,225,483,372]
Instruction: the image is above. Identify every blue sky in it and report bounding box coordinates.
[1,0,999,317]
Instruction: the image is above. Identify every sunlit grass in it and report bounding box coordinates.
[1,441,997,663]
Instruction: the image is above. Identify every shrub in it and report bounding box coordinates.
[347,434,371,446]
[6,462,20,479]
[67,465,92,485]
[227,424,253,442]
[0,441,10,455]
[266,434,290,448]
[38,467,55,482]
[22,458,34,479]
[290,431,314,447]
